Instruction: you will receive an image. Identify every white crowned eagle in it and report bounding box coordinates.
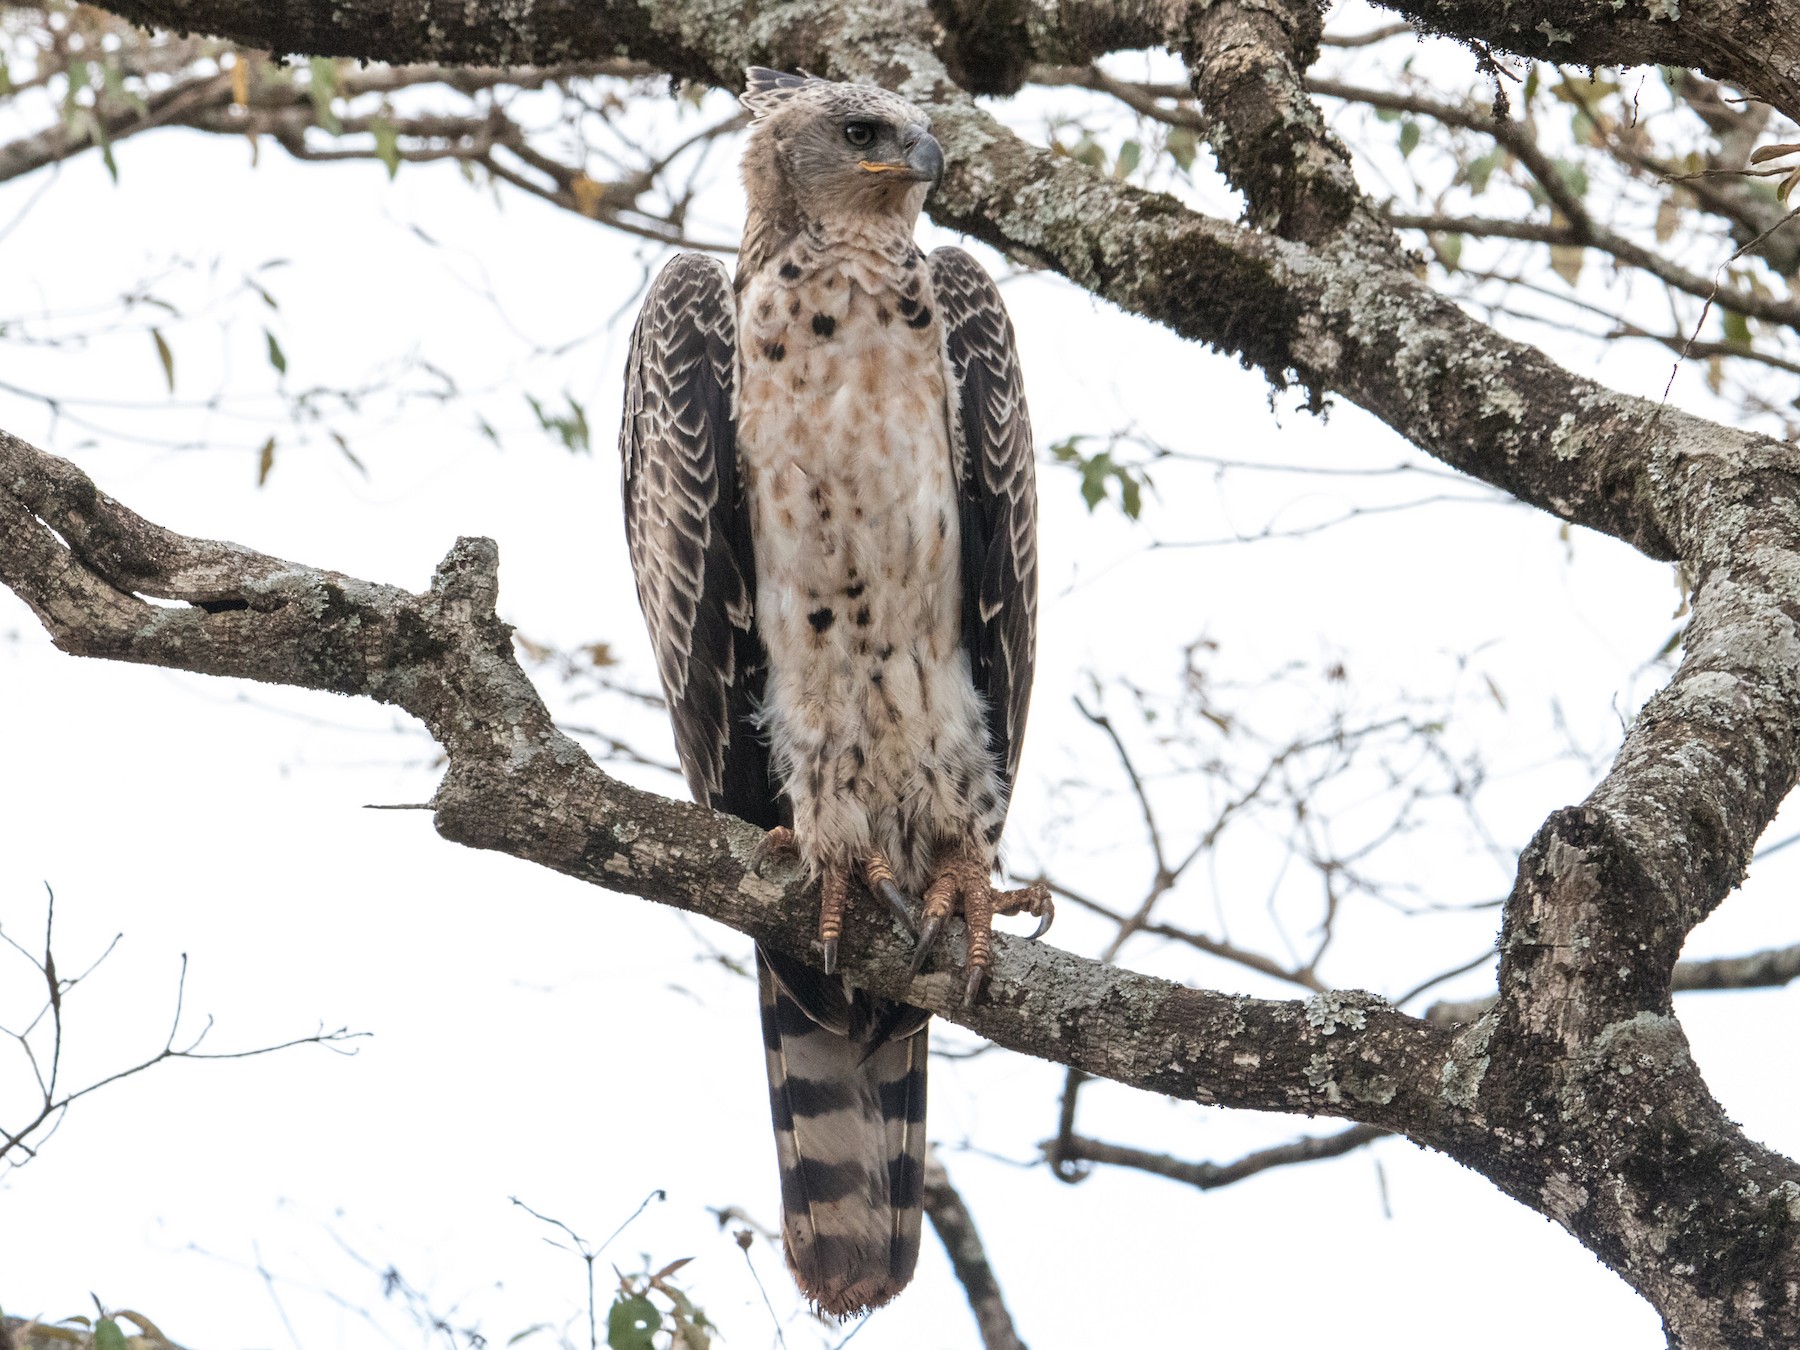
[619,69,1049,1317]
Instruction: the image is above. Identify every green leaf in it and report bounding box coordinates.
[1461,148,1501,196]
[264,328,287,376]
[606,1295,660,1350]
[1113,139,1141,179]
[1523,64,1541,105]
[371,116,401,179]
[256,435,276,487]
[1554,159,1588,202]
[93,1318,127,1350]
[1721,308,1752,348]
[1165,126,1197,172]
[526,392,591,454]
[151,328,174,392]
[1057,439,1145,519]
[307,56,341,134]
[1435,232,1463,270]
[1117,473,1143,520]
[1078,452,1111,510]
[1062,133,1105,170]
[1397,119,1419,159]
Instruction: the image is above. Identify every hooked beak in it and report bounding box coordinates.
[904,128,944,186]
[859,127,944,186]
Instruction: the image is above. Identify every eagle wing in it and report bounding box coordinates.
[930,246,1039,801]
[620,252,776,826]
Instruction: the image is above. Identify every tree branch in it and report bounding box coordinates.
[922,1148,1029,1350]
[34,1,1800,1337]
[0,428,1456,1133]
[8,418,1800,1338]
[1368,0,1800,128]
[1426,940,1800,1025]
[1053,1124,1388,1191]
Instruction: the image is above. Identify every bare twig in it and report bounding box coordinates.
[1425,940,1800,1024]
[1052,1124,1389,1191]
[0,884,364,1168]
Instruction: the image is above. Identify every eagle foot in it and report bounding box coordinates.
[910,853,1055,1005]
[815,850,919,976]
[862,850,918,936]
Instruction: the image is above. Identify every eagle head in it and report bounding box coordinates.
[739,68,942,224]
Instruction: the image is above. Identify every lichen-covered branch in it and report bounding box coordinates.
[27,1,1800,1341]
[0,428,1456,1128]
[1172,0,1367,244]
[76,0,1790,569]
[7,423,1800,1343]
[1369,0,1800,128]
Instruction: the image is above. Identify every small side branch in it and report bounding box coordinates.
[922,1148,1029,1350]
[1425,940,1800,1025]
[1052,1124,1388,1191]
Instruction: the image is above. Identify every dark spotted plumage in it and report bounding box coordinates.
[619,67,1037,1320]
[931,247,1039,789]
[620,252,775,827]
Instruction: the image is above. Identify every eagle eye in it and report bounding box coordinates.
[843,121,878,149]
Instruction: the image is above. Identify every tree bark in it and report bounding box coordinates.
[4,422,1799,1345]
[16,1,1800,1343]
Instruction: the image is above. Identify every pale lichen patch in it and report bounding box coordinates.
[1542,1172,1590,1229]
[1305,988,1385,1034]
[1441,1013,1494,1112]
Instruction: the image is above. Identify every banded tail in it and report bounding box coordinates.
[757,948,930,1316]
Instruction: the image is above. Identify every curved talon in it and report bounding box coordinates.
[874,878,916,935]
[822,936,839,976]
[1029,899,1055,940]
[909,915,944,978]
[962,966,986,1007]
[750,825,797,876]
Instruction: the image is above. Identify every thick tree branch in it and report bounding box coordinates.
[8,423,1800,1342]
[0,429,1456,1133]
[1367,0,1800,128]
[79,0,1791,567]
[1174,0,1370,244]
[36,3,1800,1340]
[0,55,733,250]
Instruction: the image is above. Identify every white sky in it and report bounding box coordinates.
[2,19,1798,1350]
